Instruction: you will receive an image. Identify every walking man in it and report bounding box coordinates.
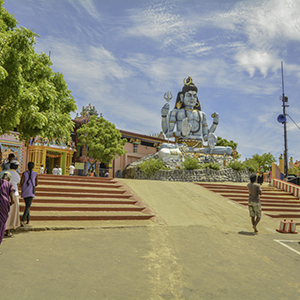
[247,174,262,233]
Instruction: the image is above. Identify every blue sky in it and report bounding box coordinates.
[4,0,300,161]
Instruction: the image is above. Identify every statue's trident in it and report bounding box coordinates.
[164,91,173,143]
[164,91,173,103]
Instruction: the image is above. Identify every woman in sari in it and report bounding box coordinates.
[0,171,15,255]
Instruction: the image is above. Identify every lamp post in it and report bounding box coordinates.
[281,62,289,178]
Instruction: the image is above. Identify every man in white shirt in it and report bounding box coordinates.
[69,163,75,175]
[57,166,62,175]
[52,166,58,175]
[40,165,44,174]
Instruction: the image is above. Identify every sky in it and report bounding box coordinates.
[3,0,300,161]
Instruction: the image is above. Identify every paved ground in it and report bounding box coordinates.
[1,180,300,300]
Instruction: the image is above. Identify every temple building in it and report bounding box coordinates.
[72,104,167,177]
[0,104,167,177]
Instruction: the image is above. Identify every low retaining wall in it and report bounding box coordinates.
[130,168,251,182]
[272,179,300,198]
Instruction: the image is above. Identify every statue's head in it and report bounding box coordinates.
[174,76,201,110]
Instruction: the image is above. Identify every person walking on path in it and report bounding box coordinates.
[20,162,38,227]
[0,171,15,255]
[247,174,262,233]
[5,160,20,237]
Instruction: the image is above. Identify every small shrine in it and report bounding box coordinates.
[28,136,76,175]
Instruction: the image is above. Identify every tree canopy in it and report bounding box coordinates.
[77,116,127,167]
[243,152,276,172]
[215,136,240,159]
[0,1,76,141]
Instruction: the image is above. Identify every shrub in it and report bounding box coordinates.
[228,161,246,171]
[140,158,165,176]
[202,162,220,170]
[182,156,201,170]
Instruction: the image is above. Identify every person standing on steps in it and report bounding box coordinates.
[69,163,75,176]
[257,166,264,186]
[20,162,38,227]
[5,160,20,237]
[0,171,15,255]
[57,165,62,175]
[39,164,44,174]
[52,165,58,175]
[247,174,262,234]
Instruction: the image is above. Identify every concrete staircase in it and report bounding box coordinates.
[19,174,154,222]
[197,183,300,223]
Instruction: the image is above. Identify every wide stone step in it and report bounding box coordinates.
[238,202,300,208]
[264,213,300,220]
[197,182,300,222]
[217,190,292,196]
[35,186,126,193]
[38,174,116,183]
[237,203,300,212]
[37,180,123,189]
[34,191,132,198]
[21,197,137,205]
[220,194,296,200]
[19,211,154,221]
[19,203,144,212]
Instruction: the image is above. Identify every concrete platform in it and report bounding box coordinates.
[2,180,300,299]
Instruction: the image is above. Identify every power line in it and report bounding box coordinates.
[286,114,300,131]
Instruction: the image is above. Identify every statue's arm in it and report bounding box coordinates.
[202,112,208,141]
[161,103,169,133]
[208,112,219,134]
[164,110,177,137]
[161,103,178,137]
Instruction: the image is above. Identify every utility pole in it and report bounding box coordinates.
[281,61,289,178]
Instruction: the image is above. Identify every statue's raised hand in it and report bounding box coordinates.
[211,112,219,124]
[161,103,169,116]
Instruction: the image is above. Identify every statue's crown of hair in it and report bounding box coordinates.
[183,76,193,86]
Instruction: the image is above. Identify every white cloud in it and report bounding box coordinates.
[67,0,100,20]
[235,50,279,77]
[126,2,195,48]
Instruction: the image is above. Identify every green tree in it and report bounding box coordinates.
[77,115,127,169]
[0,1,76,141]
[215,137,241,159]
[243,152,276,172]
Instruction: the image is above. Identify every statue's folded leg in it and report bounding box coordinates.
[197,147,232,155]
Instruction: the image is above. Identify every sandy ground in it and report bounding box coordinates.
[1,180,300,300]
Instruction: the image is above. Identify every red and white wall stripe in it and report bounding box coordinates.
[272,179,300,198]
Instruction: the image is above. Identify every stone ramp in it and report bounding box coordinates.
[197,182,300,223]
[19,174,155,223]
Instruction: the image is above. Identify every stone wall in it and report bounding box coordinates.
[126,167,251,182]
